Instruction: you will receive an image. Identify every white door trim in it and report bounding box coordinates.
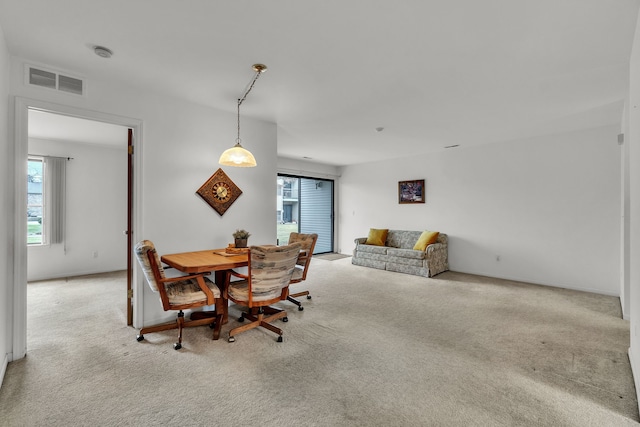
[12,97,144,360]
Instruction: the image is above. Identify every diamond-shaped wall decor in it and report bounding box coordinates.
[196,168,242,216]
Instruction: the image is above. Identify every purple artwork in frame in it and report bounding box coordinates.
[398,179,425,204]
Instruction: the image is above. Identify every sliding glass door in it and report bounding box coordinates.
[277,174,334,253]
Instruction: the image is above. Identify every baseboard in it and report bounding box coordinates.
[628,346,640,419]
[27,268,126,282]
[450,268,620,297]
[0,352,8,389]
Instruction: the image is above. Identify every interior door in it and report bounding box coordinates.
[126,129,134,325]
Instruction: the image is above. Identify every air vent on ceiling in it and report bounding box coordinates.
[26,65,85,96]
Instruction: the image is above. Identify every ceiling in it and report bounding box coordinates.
[2,0,638,166]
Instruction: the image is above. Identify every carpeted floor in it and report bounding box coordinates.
[0,258,637,426]
[314,253,351,261]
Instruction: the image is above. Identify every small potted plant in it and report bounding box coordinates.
[232,229,251,248]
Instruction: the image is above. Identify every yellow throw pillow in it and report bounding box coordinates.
[413,230,440,251]
[365,228,388,246]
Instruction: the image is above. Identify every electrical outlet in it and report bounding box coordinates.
[496,255,500,262]
[93,251,98,258]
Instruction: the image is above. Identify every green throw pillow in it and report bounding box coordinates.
[365,228,388,246]
[413,230,439,251]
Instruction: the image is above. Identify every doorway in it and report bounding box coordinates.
[277,174,334,253]
[27,109,131,322]
[12,98,143,360]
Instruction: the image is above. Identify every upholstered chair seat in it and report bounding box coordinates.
[227,280,283,302]
[165,278,221,305]
[291,266,305,282]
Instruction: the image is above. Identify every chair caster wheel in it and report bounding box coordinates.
[238,316,245,322]
[283,317,288,322]
[228,336,236,343]
[298,306,304,311]
[173,343,182,350]
[136,334,144,342]
[277,336,283,343]
[307,295,312,300]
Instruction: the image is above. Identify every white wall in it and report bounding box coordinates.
[27,138,128,281]
[278,156,341,178]
[339,125,622,295]
[8,56,278,334]
[628,7,640,414]
[0,23,12,382]
[622,104,631,320]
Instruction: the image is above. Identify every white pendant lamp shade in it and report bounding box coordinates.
[218,64,266,168]
[218,141,257,167]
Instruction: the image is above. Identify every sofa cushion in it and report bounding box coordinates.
[387,248,425,260]
[357,244,388,255]
[386,230,423,249]
[365,228,388,246]
[356,252,388,262]
[413,231,440,251]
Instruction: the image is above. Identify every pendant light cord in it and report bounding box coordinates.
[237,66,266,142]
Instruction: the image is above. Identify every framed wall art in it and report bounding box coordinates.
[196,168,243,216]
[398,179,425,204]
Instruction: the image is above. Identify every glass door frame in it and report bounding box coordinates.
[277,173,335,254]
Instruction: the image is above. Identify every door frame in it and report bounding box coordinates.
[277,173,335,254]
[12,97,144,360]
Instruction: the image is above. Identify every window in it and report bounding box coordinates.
[27,157,44,245]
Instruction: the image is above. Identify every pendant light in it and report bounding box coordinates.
[218,64,267,167]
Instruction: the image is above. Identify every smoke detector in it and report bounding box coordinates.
[94,46,113,58]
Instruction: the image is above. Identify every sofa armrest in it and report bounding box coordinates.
[425,242,449,276]
[354,237,367,245]
[426,242,446,257]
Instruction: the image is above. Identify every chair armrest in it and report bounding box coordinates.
[227,270,248,280]
[158,271,210,283]
[296,250,310,264]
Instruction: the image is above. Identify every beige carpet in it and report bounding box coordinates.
[314,253,351,261]
[0,258,637,426]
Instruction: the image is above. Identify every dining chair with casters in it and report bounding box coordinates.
[286,232,318,311]
[224,242,302,343]
[134,240,224,350]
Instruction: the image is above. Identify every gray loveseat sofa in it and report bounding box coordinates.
[352,230,449,277]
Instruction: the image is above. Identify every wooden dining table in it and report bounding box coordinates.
[160,248,249,332]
